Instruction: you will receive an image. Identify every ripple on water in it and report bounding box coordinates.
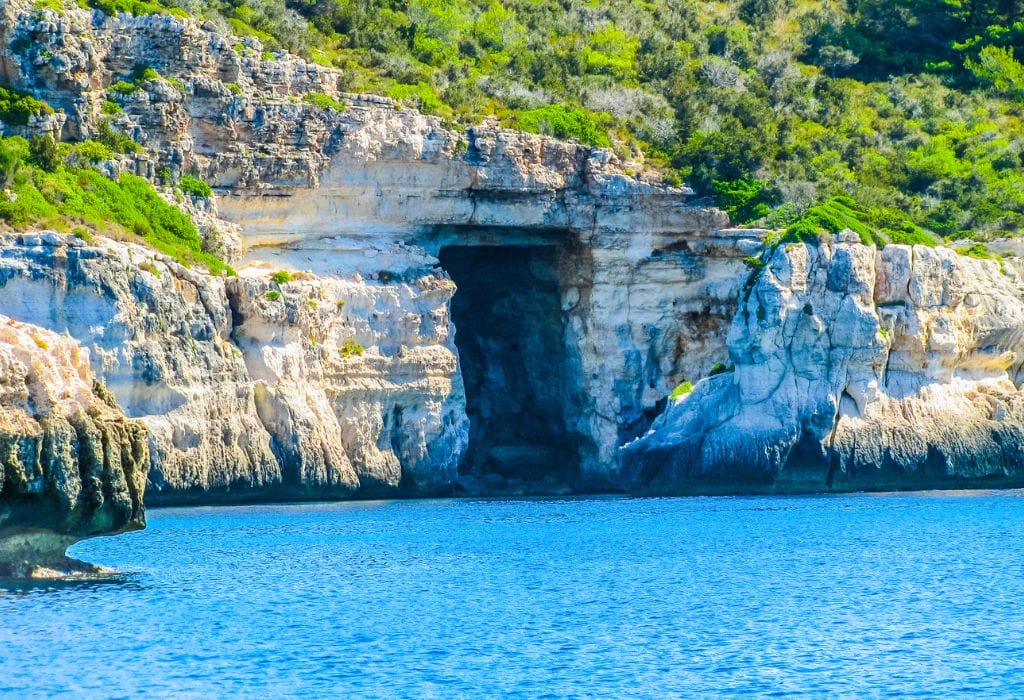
[2,493,1024,696]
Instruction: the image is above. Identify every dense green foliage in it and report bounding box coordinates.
[0,86,54,126]
[180,174,213,197]
[128,0,1023,241]
[22,0,1024,242]
[0,135,233,275]
[514,105,612,148]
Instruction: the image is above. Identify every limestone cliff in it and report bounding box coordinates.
[2,0,1024,500]
[0,232,464,502]
[0,0,758,497]
[622,236,1024,494]
[0,313,148,577]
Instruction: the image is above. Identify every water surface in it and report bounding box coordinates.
[3,493,1024,696]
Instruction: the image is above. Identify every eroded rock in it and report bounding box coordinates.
[622,241,1024,494]
[0,314,148,577]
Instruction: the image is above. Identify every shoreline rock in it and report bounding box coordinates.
[621,239,1024,494]
[0,314,149,577]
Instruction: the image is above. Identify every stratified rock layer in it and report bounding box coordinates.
[0,314,148,576]
[622,237,1024,494]
[0,233,464,502]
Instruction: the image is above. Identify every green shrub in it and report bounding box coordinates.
[709,363,731,376]
[270,270,294,284]
[109,81,137,95]
[0,86,54,126]
[714,179,773,225]
[303,92,346,111]
[88,0,186,18]
[96,119,141,153]
[225,82,242,95]
[29,136,60,171]
[957,243,998,261]
[385,83,449,116]
[782,197,884,247]
[101,99,123,115]
[65,140,115,167]
[670,381,694,400]
[265,290,282,301]
[180,174,212,198]
[131,64,160,83]
[72,226,93,243]
[339,338,365,357]
[515,105,612,148]
[33,0,65,11]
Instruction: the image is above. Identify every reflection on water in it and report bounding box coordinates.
[0,573,145,598]
[2,492,1024,696]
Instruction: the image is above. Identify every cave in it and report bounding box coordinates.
[438,245,581,485]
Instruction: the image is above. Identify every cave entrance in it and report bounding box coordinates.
[438,245,580,485]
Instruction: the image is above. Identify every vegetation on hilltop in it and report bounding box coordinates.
[71,0,1023,243]
[0,134,234,274]
[11,0,1024,245]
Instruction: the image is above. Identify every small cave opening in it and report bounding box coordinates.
[439,245,580,486]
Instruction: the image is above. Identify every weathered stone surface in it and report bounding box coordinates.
[621,242,1024,494]
[0,0,756,495]
[0,233,465,502]
[0,314,148,577]
[6,0,1024,499]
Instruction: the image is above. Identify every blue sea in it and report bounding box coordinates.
[3,492,1024,697]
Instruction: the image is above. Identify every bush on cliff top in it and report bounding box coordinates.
[780,197,940,248]
[0,86,54,127]
[514,105,612,148]
[302,92,347,112]
[0,136,233,275]
[86,0,187,18]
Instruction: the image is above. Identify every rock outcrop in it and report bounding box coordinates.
[0,313,148,577]
[622,236,1024,494]
[0,0,761,497]
[0,232,464,502]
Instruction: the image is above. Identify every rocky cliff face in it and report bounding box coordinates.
[0,0,759,498]
[622,236,1024,493]
[3,0,1024,500]
[0,312,148,577]
[0,232,464,502]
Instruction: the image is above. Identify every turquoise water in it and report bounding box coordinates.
[3,493,1024,696]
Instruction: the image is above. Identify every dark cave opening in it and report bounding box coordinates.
[439,245,580,484]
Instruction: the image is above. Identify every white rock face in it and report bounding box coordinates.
[622,240,1024,493]
[0,313,148,575]
[0,0,759,490]
[0,234,464,501]
[15,0,1024,497]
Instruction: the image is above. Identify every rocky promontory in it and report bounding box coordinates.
[0,313,148,577]
[622,236,1024,494]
